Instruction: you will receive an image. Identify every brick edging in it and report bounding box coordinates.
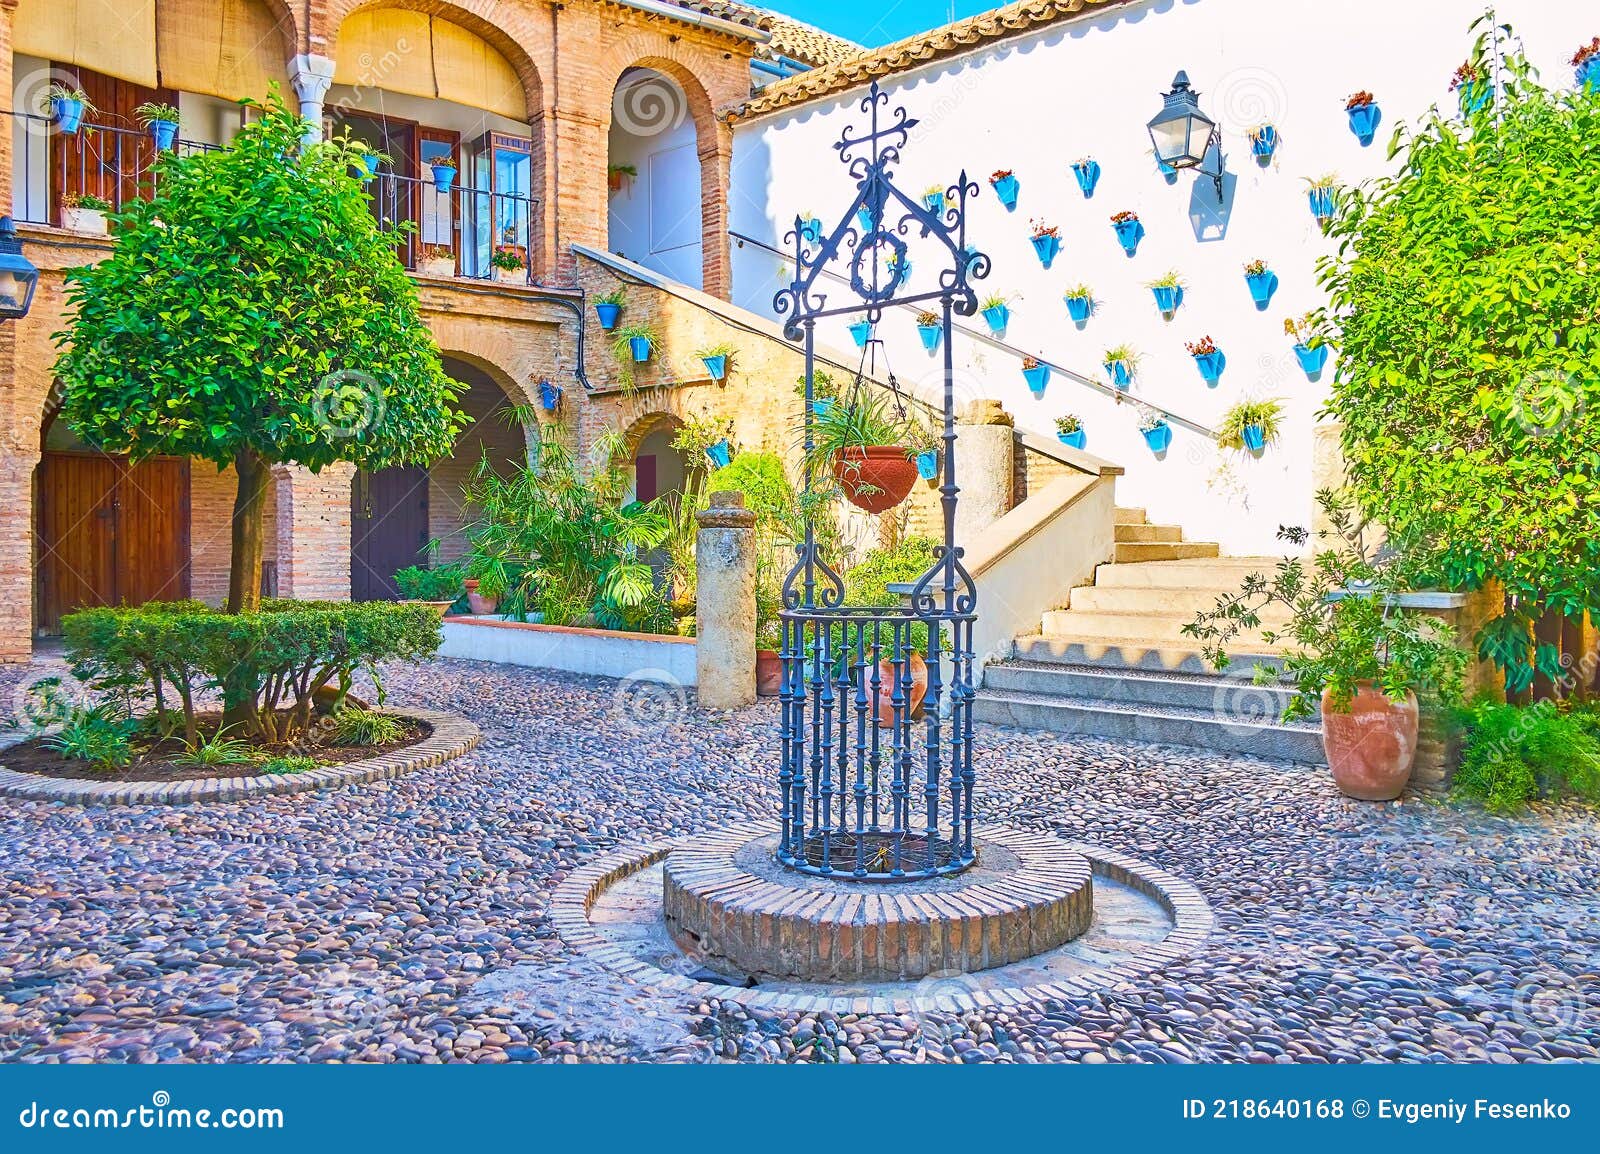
[552,823,1214,1016]
[0,710,480,806]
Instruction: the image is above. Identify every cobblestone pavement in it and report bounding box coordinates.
[2,658,1597,1063]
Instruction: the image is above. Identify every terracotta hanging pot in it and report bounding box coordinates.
[832,446,918,513]
[1319,681,1419,801]
[755,649,783,697]
[873,651,929,728]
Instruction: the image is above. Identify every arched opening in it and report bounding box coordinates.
[350,356,529,601]
[607,67,704,289]
[328,4,544,281]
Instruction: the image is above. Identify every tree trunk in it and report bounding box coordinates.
[227,447,271,614]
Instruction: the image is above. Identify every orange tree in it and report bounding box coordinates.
[54,91,462,613]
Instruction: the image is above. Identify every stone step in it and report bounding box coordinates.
[1114,507,1148,525]
[1039,610,1282,648]
[1113,523,1183,544]
[1112,541,1221,563]
[1013,633,1286,676]
[983,660,1303,717]
[1066,583,1295,619]
[972,687,1324,764]
[1092,557,1285,590]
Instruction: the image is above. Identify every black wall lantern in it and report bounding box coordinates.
[1147,71,1225,200]
[0,217,40,321]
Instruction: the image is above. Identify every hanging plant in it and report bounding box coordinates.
[1071,158,1101,198]
[1153,150,1178,184]
[979,293,1010,333]
[1103,343,1139,391]
[357,150,383,180]
[1573,37,1600,91]
[1186,335,1226,384]
[41,84,94,134]
[990,168,1020,210]
[593,289,625,330]
[538,379,563,412]
[1306,173,1339,227]
[1450,61,1492,115]
[1345,91,1381,145]
[804,389,919,514]
[1218,397,1285,454]
[1110,210,1144,256]
[796,212,823,244]
[915,309,942,352]
[922,183,947,213]
[1029,220,1061,268]
[134,101,181,151]
[1147,270,1185,319]
[906,417,941,481]
[1243,258,1278,309]
[1137,404,1172,453]
[1063,284,1094,324]
[673,416,736,470]
[1055,413,1086,450]
[607,163,636,192]
[795,369,840,418]
[1285,314,1329,379]
[1021,355,1051,396]
[1247,124,1278,163]
[696,341,736,382]
[848,315,874,347]
[610,324,660,388]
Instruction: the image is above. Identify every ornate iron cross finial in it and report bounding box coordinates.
[834,81,918,178]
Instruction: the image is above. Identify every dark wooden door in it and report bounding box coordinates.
[53,66,178,221]
[352,466,430,601]
[36,453,190,635]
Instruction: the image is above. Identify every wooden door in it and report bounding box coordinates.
[352,466,430,601]
[53,66,178,222]
[35,453,191,635]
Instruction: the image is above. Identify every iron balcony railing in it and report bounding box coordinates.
[367,169,537,286]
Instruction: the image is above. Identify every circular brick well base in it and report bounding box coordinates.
[663,827,1093,983]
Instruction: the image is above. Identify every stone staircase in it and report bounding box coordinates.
[973,508,1325,764]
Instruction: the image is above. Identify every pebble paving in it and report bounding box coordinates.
[1,657,1597,1064]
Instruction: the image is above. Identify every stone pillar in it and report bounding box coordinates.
[955,398,1014,542]
[695,491,756,710]
[1411,584,1504,794]
[273,462,355,601]
[698,118,734,299]
[289,54,336,147]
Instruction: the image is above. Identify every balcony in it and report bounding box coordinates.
[7,113,538,286]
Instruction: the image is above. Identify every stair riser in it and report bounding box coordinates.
[1113,543,1221,563]
[1114,507,1148,525]
[1066,585,1295,618]
[973,695,1326,764]
[982,666,1300,718]
[1093,562,1281,590]
[1012,636,1284,676]
[1113,524,1183,544]
[1040,610,1283,648]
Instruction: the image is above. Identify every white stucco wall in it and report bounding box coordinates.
[729,0,1594,555]
[609,69,703,289]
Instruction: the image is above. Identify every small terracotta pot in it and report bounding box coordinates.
[873,651,929,728]
[832,446,918,514]
[405,600,456,616]
[1320,681,1419,801]
[463,579,499,616]
[755,649,782,697]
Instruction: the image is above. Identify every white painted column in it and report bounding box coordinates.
[289,54,336,147]
[955,398,1014,543]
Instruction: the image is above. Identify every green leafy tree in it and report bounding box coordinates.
[1316,17,1600,692]
[53,91,464,613]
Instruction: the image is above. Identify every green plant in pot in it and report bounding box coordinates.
[803,388,916,514]
[1217,397,1285,454]
[393,564,464,613]
[1184,490,1468,800]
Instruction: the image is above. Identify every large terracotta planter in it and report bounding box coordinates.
[463,579,499,616]
[1320,682,1419,801]
[832,446,917,514]
[873,651,928,729]
[755,649,782,697]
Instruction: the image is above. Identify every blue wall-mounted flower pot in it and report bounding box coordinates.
[1105,360,1133,389]
[1241,424,1267,453]
[595,302,622,330]
[923,192,944,213]
[51,96,85,134]
[812,397,834,419]
[800,219,822,243]
[1307,186,1337,225]
[701,354,728,382]
[431,163,457,195]
[1065,295,1093,324]
[1031,233,1060,268]
[538,380,562,411]
[1347,102,1381,146]
[917,324,941,352]
[1058,428,1087,450]
[849,321,872,347]
[1022,364,1051,395]
[1143,423,1173,453]
[1249,126,1277,163]
[915,450,940,480]
[1458,82,1491,115]
[856,207,874,231]
[1294,342,1329,379]
[1151,285,1183,318]
[890,259,911,281]
[1071,159,1101,198]
[981,304,1009,333]
[628,336,652,362]
[705,439,732,469]
[1112,218,1144,256]
[1156,156,1178,184]
[1580,57,1600,92]
[991,173,1019,210]
[1245,270,1278,309]
[149,119,178,151]
[360,154,380,179]
[1193,350,1226,384]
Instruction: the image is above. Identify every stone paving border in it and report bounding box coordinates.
[553,822,1214,1016]
[0,710,479,806]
